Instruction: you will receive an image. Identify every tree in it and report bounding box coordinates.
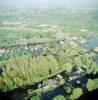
[53,95,65,100]
[86,79,98,92]
[73,56,82,67]
[70,88,83,100]
[86,79,95,91]
[64,63,72,74]
[30,90,41,100]
[64,86,72,94]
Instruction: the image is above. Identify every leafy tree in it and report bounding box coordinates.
[86,79,98,92]
[70,88,83,100]
[64,63,72,74]
[64,86,72,94]
[87,63,97,74]
[73,56,82,67]
[53,95,65,100]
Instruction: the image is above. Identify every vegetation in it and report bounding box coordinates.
[30,90,41,100]
[0,44,97,92]
[64,86,72,94]
[70,88,83,100]
[53,95,65,100]
[0,4,98,100]
[86,79,98,92]
[0,54,59,92]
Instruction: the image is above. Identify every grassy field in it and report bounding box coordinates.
[0,7,98,47]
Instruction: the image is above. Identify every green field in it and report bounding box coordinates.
[0,7,98,47]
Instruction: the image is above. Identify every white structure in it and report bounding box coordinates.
[80,29,88,32]
[94,46,98,52]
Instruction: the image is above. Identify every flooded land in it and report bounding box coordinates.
[0,0,98,100]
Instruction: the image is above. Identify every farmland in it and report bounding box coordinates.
[0,6,98,47]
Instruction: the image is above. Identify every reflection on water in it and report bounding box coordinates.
[78,89,98,100]
[41,87,66,100]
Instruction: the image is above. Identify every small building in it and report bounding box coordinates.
[0,49,6,54]
[38,83,42,89]
[94,46,98,52]
[80,28,88,32]
[69,41,78,47]
[57,74,63,80]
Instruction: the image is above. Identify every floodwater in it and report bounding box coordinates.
[41,36,98,100]
[0,37,98,100]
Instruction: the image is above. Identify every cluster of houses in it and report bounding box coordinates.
[37,74,64,92]
[0,38,66,60]
[0,44,43,59]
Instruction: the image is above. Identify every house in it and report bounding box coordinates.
[0,49,6,56]
[57,74,63,80]
[80,28,88,32]
[94,46,98,52]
